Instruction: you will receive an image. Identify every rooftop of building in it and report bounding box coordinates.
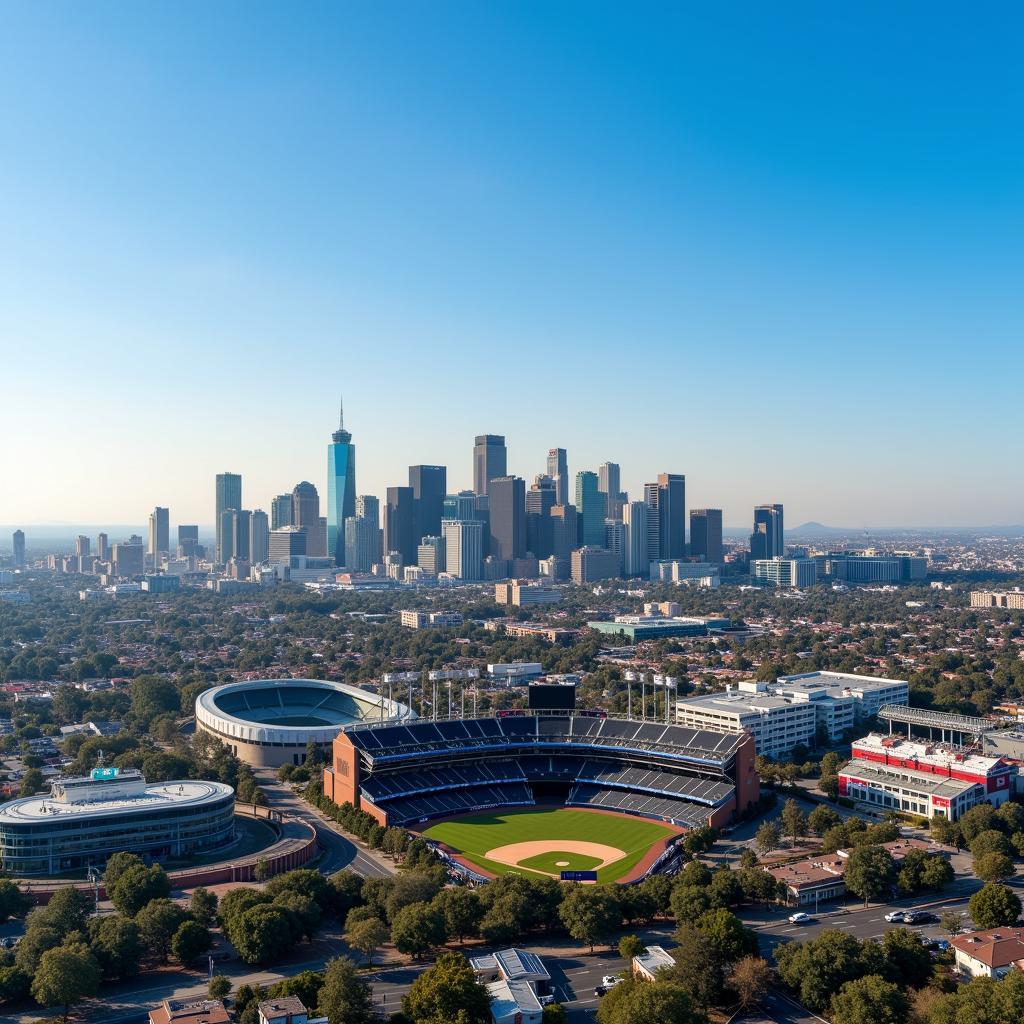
[486,978,543,1018]
[775,670,909,693]
[840,758,981,799]
[851,733,1010,774]
[258,995,307,1018]
[764,856,847,889]
[634,945,677,975]
[951,927,1024,967]
[149,998,230,1024]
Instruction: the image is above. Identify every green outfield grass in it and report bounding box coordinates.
[423,807,674,883]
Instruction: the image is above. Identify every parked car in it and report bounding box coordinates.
[905,911,938,924]
[601,976,623,989]
[884,911,907,923]
[788,912,813,924]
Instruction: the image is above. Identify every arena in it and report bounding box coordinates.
[196,678,413,767]
[323,712,758,882]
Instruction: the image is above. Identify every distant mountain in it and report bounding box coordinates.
[787,521,853,536]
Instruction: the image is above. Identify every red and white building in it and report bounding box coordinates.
[838,734,1017,821]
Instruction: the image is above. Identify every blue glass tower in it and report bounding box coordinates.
[327,399,357,566]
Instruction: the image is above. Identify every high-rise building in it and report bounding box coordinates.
[643,482,661,562]
[597,462,626,521]
[690,508,724,563]
[547,448,569,506]
[292,481,319,534]
[11,531,25,568]
[657,473,686,560]
[526,476,556,558]
[750,504,784,561]
[623,501,649,577]
[148,507,169,558]
[575,471,605,548]
[269,526,307,562]
[443,519,484,580]
[409,465,447,555]
[327,400,357,565]
[384,486,416,566]
[550,504,578,563]
[177,525,199,559]
[76,535,91,558]
[231,509,251,562]
[488,476,526,563]
[271,494,293,530]
[112,541,144,577]
[352,495,382,567]
[571,546,620,584]
[443,491,477,522]
[417,536,446,575]
[250,509,269,564]
[215,473,242,564]
[473,434,507,496]
[96,532,109,562]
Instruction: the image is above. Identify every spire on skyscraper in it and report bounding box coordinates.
[333,395,351,443]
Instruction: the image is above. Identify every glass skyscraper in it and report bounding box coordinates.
[327,401,357,565]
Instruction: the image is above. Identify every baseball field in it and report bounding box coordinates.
[423,807,676,883]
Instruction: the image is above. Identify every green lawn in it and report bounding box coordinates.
[423,808,673,883]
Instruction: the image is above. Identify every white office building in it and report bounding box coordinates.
[775,671,910,727]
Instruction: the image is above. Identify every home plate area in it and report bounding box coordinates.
[485,841,626,878]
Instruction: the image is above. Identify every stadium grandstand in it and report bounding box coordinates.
[323,712,758,830]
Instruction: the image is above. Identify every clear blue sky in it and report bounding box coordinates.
[1,3,1021,529]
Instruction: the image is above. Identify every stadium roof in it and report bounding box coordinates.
[877,704,994,735]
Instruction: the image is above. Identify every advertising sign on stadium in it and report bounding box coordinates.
[560,870,598,882]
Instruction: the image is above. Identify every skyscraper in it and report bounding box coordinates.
[657,473,686,560]
[417,535,446,575]
[271,494,293,530]
[250,509,270,564]
[547,448,569,506]
[177,525,199,559]
[148,507,169,558]
[575,471,605,548]
[750,504,784,561]
[623,501,649,576]
[443,491,477,522]
[215,472,242,564]
[354,495,382,567]
[327,400,357,565]
[409,465,447,554]
[269,526,306,562]
[76,535,90,558]
[112,540,144,577]
[526,475,556,558]
[384,486,416,566]
[231,509,251,561]
[96,532,109,562]
[598,462,625,522]
[488,476,526,564]
[473,435,507,496]
[11,531,24,568]
[643,482,661,562]
[443,519,484,580]
[690,509,724,563]
[550,504,578,563]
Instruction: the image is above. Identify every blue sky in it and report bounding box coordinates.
[1,3,1021,528]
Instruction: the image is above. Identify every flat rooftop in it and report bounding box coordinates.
[776,670,909,693]
[841,759,978,799]
[0,779,233,822]
[678,693,802,715]
[853,733,1008,775]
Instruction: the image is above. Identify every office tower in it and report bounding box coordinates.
[550,504,578,562]
[384,486,416,566]
[606,521,626,573]
[575,471,605,547]
[690,509,724,563]
[547,448,569,506]
[148,507,169,558]
[215,472,242,564]
[443,519,484,580]
[250,509,269,563]
[327,400,357,565]
[623,501,649,576]
[473,434,507,496]
[76,535,90,558]
[354,495,382,566]
[409,465,447,554]
[177,525,199,559]
[11,531,25,568]
[599,462,627,522]
[96,532,109,562]
[271,494,293,530]
[488,476,526,563]
[229,509,251,561]
[292,481,320,533]
[750,504,784,561]
[443,491,477,522]
[571,546,620,584]
[269,526,307,562]
[356,494,380,522]
[643,483,661,562]
[111,540,144,577]
[657,473,686,560]
[526,475,556,558]
[344,514,379,572]
[417,536,446,575]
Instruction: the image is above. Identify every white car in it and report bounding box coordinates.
[884,911,907,923]
[788,912,812,924]
[601,975,623,988]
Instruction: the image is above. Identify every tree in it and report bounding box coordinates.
[755,820,781,855]
[958,805,997,844]
[881,928,933,989]
[109,863,171,917]
[208,974,232,1001]
[14,925,62,975]
[0,880,31,923]
[969,883,1022,929]
[975,851,1016,883]
[738,848,758,869]
[345,916,388,966]
[558,885,621,952]
[189,887,218,927]
[391,901,446,959]
[775,930,877,1013]
[729,956,771,1010]
[737,868,781,907]
[272,891,321,942]
[402,951,492,1024]
[30,942,101,1023]
[940,910,964,937]
[136,899,188,961]
[971,829,1015,859]
[808,805,841,836]
[171,920,212,965]
[316,957,376,1024]
[103,851,145,889]
[233,904,301,965]
[843,846,895,906]
[329,870,366,920]
[670,923,723,1012]
[265,970,324,1013]
[19,768,45,797]
[830,975,908,1024]
[695,908,758,964]
[596,977,702,1024]
[919,855,955,891]
[0,965,30,1005]
[819,775,840,800]
[781,799,808,843]
[37,886,92,937]
[669,885,712,923]
[618,934,646,962]
[542,1004,569,1024]
[432,887,480,943]
[87,914,143,980]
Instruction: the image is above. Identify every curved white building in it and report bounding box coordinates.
[0,767,235,876]
[196,678,413,767]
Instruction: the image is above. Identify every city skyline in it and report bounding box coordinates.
[2,7,1023,527]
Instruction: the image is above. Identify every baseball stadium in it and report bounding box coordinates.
[196,678,413,768]
[323,712,758,883]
